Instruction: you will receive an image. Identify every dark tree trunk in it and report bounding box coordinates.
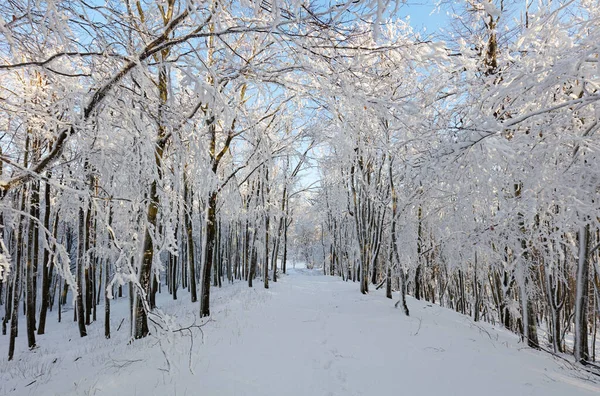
[8,188,26,360]
[282,215,290,275]
[96,258,102,309]
[249,247,258,288]
[414,265,422,301]
[214,221,220,287]
[150,274,157,310]
[92,249,97,323]
[58,279,62,323]
[104,258,111,339]
[129,279,134,336]
[200,192,217,317]
[263,170,270,290]
[386,258,392,299]
[227,227,233,283]
[473,252,481,322]
[574,225,590,361]
[26,178,40,349]
[84,264,91,325]
[84,196,93,326]
[76,206,87,338]
[171,252,178,300]
[184,175,197,302]
[415,205,423,301]
[38,171,53,334]
[134,138,165,338]
[134,215,154,338]
[2,274,12,335]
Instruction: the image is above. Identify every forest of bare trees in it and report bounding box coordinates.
[0,0,599,371]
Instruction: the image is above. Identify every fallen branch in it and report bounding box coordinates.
[116,318,125,332]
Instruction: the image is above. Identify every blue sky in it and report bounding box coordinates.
[398,2,449,33]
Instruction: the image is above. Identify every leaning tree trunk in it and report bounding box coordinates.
[131,0,176,338]
[133,49,169,338]
[134,180,160,338]
[198,100,235,314]
[197,15,240,314]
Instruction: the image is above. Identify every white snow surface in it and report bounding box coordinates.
[2,270,600,395]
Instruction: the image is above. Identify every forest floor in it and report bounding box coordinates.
[2,269,600,395]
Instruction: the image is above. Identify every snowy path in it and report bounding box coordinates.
[199,270,600,396]
[2,270,600,395]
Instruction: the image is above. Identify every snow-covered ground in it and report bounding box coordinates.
[2,270,600,395]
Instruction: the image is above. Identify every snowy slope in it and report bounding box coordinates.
[2,270,599,395]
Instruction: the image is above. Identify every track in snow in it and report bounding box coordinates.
[2,269,599,396]
[197,269,600,396]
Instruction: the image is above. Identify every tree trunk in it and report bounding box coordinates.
[389,160,409,316]
[386,253,392,299]
[8,188,26,360]
[545,262,564,353]
[249,245,258,288]
[76,206,87,338]
[415,205,423,301]
[171,251,178,300]
[2,272,12,335]
[133,16,171,335]
[25,139,40,347]
[282,213,290,275]
[473,252,481,322]
[104,258,111,339]
[574,224,590,362]
[26,177,40,349]
[134,199,157,338]
[84,190,93,326]
[263,169,270,289]
[200,191,217,317]
[38,171,53,335]
[184,174,197,302]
